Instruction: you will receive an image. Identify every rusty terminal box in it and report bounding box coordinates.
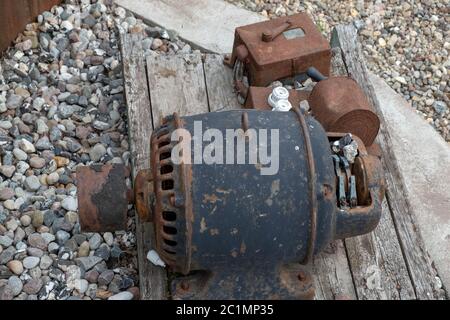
[225,13,331,88]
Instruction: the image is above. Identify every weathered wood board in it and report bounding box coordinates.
[120,31,167,300]
[115,0,265,54]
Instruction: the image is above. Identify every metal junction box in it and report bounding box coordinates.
[225,13,331,87]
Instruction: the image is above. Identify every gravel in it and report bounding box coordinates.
[0,0,179,300]
[226,0,449,142]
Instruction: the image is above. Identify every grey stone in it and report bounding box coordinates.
[35,136,52,150]
[0,235,13,247]
[433,101,448,115]
[0,285,14,300]
[23,256,40,269]
[6,94,23,109]
[44,210,57,227]
[23,278,43,295]
[28,233,47,250]
[88,233,102,250]
[61,196,77,211]
[94,243,110,261]
[108,291,133,300]
[84,269,99,283]
[29,157,46,169]
[8,276,23,296]
[75,256,103,271]
[0,247,16,264]
[89,143,106,162]
[56,230,70,245]
[98,269,114,286]
[47,242,59,254]
[24,175,41,191]
[39,255,53,270]
[13,148,28,161]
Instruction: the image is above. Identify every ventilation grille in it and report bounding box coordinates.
[151,125,180,264]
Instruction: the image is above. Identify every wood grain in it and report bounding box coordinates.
[120,31,167,300]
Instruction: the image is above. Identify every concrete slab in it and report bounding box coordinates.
[114,0,265,54]
[370,73,450,292]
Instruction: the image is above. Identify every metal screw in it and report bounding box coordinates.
[180,281,190,290]
[297,271,307,282]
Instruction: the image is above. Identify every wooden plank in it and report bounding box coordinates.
[0,0,61,53]
[331,24,445,299]
[115,0,265,54]
[147,53,210,126]
[312,241,357,300]
[203,54,241,111]
[370,74,448,298]
[120,31,167,300]
[345,200,415,299]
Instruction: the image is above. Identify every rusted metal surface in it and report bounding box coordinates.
[308,76,380,146]
[292,106,317,265]
[244,86,310,110]
[150,112,194,275]
[134,169,153,222]
[0,0,62,53]
[327,132,385,239]
[225,13,331,90]
[76,164,130,232]
[76,109,384,299]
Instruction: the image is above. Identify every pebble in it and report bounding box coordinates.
[89,143,107,162]
[61,196,78,211]
[56,230,70,245]
[28,233,47,250]
[75,279,89,294]
[77,241,90,257]
[98,270,114,285]
[103,232,114,246]
[46,172,59,185]
[75,256,103,271]
[0,165,16,178]
[19,139,35,153]
[24,175,41,191]
[23,256,40,269]
[39,255,53,270]
[7,260,24,275]
[13,148,28,161]
[0,235,13,247]
[20,215,31,227]
[89,233,102,250]
[8,276,23,296]
[108,291,133,300]
[23,278,43,295]
[0,188,15,201]
[29,157,46,169]
[0,285,14,300]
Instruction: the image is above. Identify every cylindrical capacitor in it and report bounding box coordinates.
[308,76,380,146]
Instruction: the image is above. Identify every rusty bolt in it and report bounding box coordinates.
[180,281,190,291]
[297,271,307,282]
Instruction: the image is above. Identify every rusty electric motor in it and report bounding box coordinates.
[76,107,384,300]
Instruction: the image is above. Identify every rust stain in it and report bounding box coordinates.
[159,67,177,78]
[203,193,220,204]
